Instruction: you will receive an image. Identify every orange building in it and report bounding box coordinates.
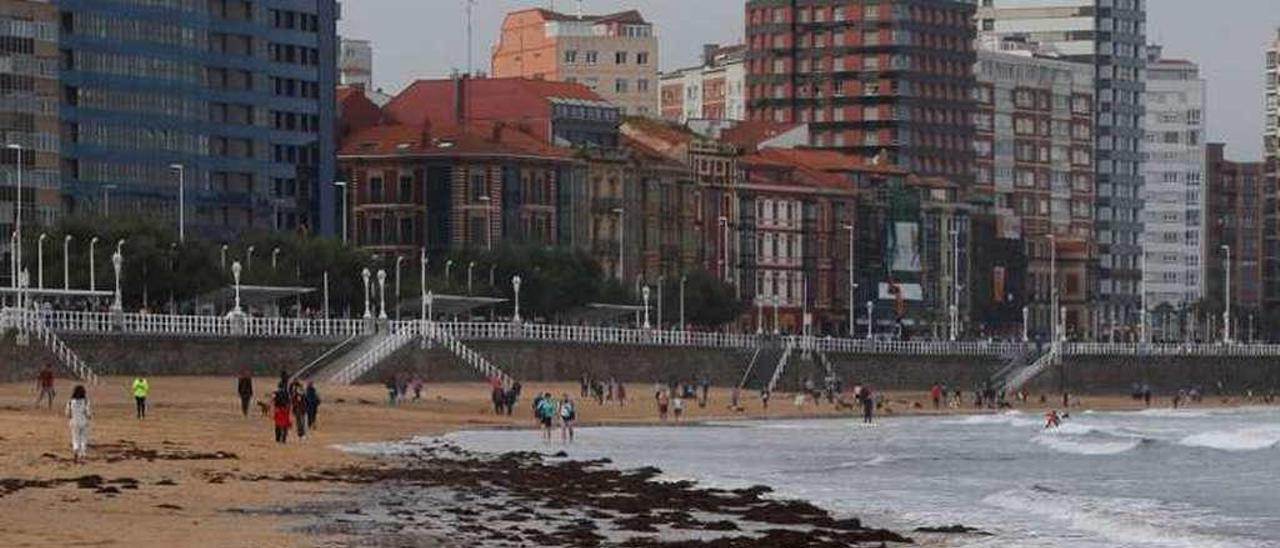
[491,8,657,117]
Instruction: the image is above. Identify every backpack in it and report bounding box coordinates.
[560,402,575,420]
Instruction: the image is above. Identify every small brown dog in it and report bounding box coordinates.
[255,400,271,416]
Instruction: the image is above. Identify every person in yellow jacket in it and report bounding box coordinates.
[131,377,149,419]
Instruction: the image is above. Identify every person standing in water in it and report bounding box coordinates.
[65,385,91,463]
[558,394,576,443]
[131,376,149,419]
[236,369,254,417]
[535,393,556,442]
[861,385,875,424]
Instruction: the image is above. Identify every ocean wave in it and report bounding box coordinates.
[1178,427,1280,452]
[983,487,1262,548]
[1033,434,1144,456]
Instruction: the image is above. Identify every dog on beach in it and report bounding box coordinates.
[255,400,271,416]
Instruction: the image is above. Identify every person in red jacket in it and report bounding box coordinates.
[930,383,943,410]
[272,390,291,444]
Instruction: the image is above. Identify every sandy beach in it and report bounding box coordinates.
[0,375,1255,546]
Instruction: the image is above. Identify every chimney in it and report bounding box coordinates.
[702,43,719,66]
[453,73,469,128]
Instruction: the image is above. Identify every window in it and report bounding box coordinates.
[585,51,598,64]
[563,50,577,64]
[636,52,649,65]
[615,51,627,64]
[369,176,384,203]
[398,174,413,203]
[637,79,649,93]
[469,171,486,200]
[615,78,628,93]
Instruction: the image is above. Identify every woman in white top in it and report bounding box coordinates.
[65,385,91,463]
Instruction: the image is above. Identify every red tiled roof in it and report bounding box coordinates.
[719,121,801,150]
[384,77,606,127]
[339,121,573,160]
[741,151,850,190]
[757,147,910,176]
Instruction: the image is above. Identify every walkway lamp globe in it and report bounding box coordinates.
[511,275,522,323]
[89,236,99,293]
[642,285,651,329]
[230,261,244,316]
[361,268,372,319]
[271,247,281,272]
[36,232,46,290]
[110,251,123,312]
[62,234,72,291]
[246,245,255,274]
[377,269,388,320]
[220,244,228,272]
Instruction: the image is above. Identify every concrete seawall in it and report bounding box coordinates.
[3,335,1278,395]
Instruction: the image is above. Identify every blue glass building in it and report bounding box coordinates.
[55,0,338,238]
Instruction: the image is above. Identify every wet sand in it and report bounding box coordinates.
[0,376,1255,546]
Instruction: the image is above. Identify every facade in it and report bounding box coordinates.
[973,43,1096,340]
[743,0,978,182]
[1263,29,1280,325]
[978,0,1148,337]
[339,38,372,88]
[491,9,658,116]
[659,44,746,124]
[1142,48,1205,336]
[57,0,339,238]
[1206,143,1264,342]
[0,0,60,288]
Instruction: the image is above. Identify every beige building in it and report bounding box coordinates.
[491,8,658,117]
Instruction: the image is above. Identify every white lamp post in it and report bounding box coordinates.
[377,269,387,320]
[426,290,435,321]
[334,181,349,244]
[271,247,281,272]
[169,164,185,243]
[642,285,651,329]
[89,236,99,293]
[756,296,764,334]
[844,223,856,337]
[679,274,687,331]
[1047,234,1057,345]
[511,275,522,323]
[361,267,372,319]
[8,144,22,283]
[1222,244,1231,344]
[246,245,255,276]
[322,271,329,320]
[445,259,453,285]
[230,261,244,316]
[395,256,404,321]
[719,215,729,282]
[220,244,228,272]
[467,261,475,295]
[62,235,71,291]
[419,248,428,319]
[773,295,781,335]
[1022,305,1029,342]
[866,300,874,339]
[111,251,123,312]
[36,232,45,290]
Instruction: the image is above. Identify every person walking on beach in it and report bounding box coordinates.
[35,363,56,409]
[699,375,710,408]
[384,377,398,406]
[615,381,626,407]
[656,389,670,421]
[930,383,943,410]
[65,385,91,463]
[559,394,576,443]
[131,376,149,419]
[672,394,685,422]
[303,382,320,431]
[861,385,875,424]
[411,377,424,401]
[290,381,307,439]
[272,389,291,444]
[237,368,254,417]
[535,393,556,442]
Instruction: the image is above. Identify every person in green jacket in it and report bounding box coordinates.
[131,377,149,419]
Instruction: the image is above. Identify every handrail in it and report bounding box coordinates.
[765,339,795,394]
[737,345,763,389]
[293,333,360,382]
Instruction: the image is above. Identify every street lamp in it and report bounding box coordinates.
[1222,244,1231,344]
[89,236,99,293]
[419,248,428,318]
[322,271,329,320]
[361,267,372,319]
[678,274,687,331]
[230,261,244,316]
[866,300,874,339]
[642,285,651,329]
[169,164,185,243]
[62,235,72,291]
[377,269,388,320]
[1139,243,1148,344]
[246,245,255,275]
[949,227,960,342]
[1022,305,1029,342]
[511,275,522,323]
[334,181,349,244]
[36,232,45,290]
[612,207,624,280]
[271,247,281,272]
[395,255,404,321]
[445,259,454,285]
[773,294,781,335]
[8,144,22,282]
[844,223,855,337]
[756,295,764,334]
[111,251,123,312]
[467,261,475,295]
[220,244,228,272]
[719,216,729,283]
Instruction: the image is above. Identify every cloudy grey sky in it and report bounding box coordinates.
[340,0,1280,160]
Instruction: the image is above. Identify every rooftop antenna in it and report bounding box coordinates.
[466,0,477,76]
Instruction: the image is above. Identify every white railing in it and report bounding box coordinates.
[7,309,100,384]
[430,321,760,349]
[26,310,367,339]
[1004,345,1059,393]
[1064,342,1280,357]
[425,322,514,386]
[765,339,795,394]
[329,330,415,385]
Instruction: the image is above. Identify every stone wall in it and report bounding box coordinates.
[1028,355,1280,394]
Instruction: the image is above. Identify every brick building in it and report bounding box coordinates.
[1206,143,1265,342]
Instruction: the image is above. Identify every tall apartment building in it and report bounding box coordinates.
[57,0,339,238]
[978,0,1147,335]
[491,9,658,116]
[1263,28,1280,322]
[1142,47,1205,335]
[1206,143,1264,342]
[0,0,60,289]
[339,38,372,88]
[743,0,977,181]
[659,44,746,123]
[974,41,1096,339]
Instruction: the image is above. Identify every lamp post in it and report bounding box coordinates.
[361,267,372,319]
[1047,234,1057,345]
[111,251,123,312]
[866,300,874,339]
[1022,305,1029,342]
[718,215,729,282]
[390,255,402,321]
[271,247,281,272]
[612,207,624,280]
[756,295,764,334]
[642,285,651,329]
[377,269,387,320]
[426,290,435,322]
[511,275,522,323]
[8,144,22,282]
[246,245,255,276]
[62,235,71,291]
[231,261,244,315]
[36,232,45,291]
[949,227,960,342]
[1139,244,1148,344]
[1222,244,1231,344]
[467,261,475,295]
[678,274,687,331]
[478,195,493,250]
[89,236,99,293]
[445,259,453,286]
[844,223,856,337]
[773,295,781,335]
[334,181,348,244]
[169,164,185,243]
[419,248,427,318]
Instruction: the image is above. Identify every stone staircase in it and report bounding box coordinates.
[3,308,100,384]
[1000,345,1059,393]
[764,338,796,394]
[322,322,514,386]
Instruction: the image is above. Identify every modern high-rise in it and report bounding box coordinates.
[491,8,658,116]
[57,0,339,238]
[744,0,978,181]
[0,0,60,289]
[1141,46,1205,334]
[974,39,1096,339]
[978,0,1147,336]
[1263,28,1280,322]
[1206,143,1264,342]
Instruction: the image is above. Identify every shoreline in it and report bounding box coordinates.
[0,376,1270,546]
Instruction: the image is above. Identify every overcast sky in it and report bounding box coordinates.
[340,0,1280,160]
